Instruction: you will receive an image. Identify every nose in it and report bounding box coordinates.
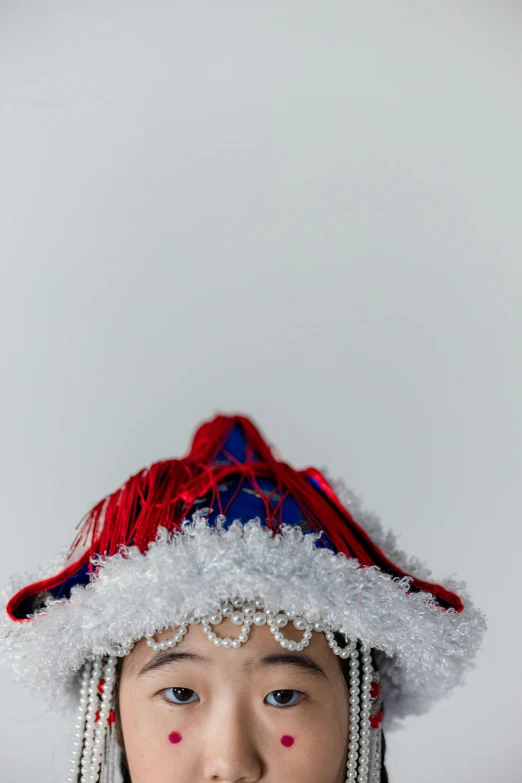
[202,700,263,782]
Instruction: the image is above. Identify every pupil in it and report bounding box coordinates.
[274,690,293,704]
[173,688,193,702]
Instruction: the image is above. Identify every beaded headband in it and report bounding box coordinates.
[144,597,358,655]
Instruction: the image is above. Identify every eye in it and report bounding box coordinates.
[265,689,304,707]
[163,687,200,705]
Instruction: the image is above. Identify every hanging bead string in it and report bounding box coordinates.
[368,668,384,783]
[109,721,117,783]
[89,656,117,782]
[68,661,92,782]
[369,728,382,783]
[78,656,103,783]
[344,644,383,783]
[357,647,373,782]
[345,643,361,782]
[100,719,116,783]
[68,656,118,783]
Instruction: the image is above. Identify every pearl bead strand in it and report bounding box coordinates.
[345,647,361,782]
[67,661,92,782]
[79,656,102,783]
[356,647,373,783]
[369,726,382,783]
[88,656,117,782]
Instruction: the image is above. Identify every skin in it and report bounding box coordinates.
[118,617,350,783]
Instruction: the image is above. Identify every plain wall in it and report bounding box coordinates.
[0,2,521,781]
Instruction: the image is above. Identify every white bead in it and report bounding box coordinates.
[231,612,244,625]
[253,612,267,626]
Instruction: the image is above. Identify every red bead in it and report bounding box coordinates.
[107,710,116,726]
[370,710,383,729]
[370,682,381,699]
[95,710,101,723]
[97,678,105,694]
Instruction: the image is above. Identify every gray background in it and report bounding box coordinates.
[0,2,520,781]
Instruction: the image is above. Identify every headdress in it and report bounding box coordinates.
[0,413,486,783]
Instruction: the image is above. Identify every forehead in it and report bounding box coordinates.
[122,617,342,681]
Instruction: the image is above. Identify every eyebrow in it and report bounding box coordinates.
[137,649,329,682]
[137,650,208,679]
[253,653,329,682]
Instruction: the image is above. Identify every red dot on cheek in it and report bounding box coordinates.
[168,731,183,744]
[281,735,295,748]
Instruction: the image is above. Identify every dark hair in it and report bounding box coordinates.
[113,637,389,782]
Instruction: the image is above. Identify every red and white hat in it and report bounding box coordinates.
[1,412,486,739]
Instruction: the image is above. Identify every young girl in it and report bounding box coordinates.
[1,413,486,782]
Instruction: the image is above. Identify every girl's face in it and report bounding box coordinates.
[118,616,350,782]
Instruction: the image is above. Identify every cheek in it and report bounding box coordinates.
[280,735,295,748]
[168,731,183,744]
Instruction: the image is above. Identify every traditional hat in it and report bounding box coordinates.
[0,413,486,783]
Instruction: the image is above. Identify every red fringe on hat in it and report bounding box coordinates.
[68,414,463,613]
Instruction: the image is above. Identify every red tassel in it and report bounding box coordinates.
[65,413,464,613]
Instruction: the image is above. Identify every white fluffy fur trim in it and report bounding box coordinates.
[0,515,486,731]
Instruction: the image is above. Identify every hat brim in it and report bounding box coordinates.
[0,515,486,731]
